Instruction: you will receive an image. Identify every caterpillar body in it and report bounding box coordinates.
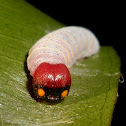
[27,26,100,103]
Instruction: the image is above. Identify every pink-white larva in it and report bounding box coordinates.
[27,26,100,103]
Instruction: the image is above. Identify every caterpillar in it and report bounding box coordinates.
[27,26,100,103]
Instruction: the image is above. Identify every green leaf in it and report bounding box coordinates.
[0,0,121,126]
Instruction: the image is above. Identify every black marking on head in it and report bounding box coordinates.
[33,84,70,103]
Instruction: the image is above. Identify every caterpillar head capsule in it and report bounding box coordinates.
[33,63,71,103]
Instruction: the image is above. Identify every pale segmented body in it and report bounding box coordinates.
[27,26,100,76]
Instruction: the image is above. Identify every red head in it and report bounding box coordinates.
[33,63,71,103]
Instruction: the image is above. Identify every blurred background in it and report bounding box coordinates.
[27,0,125,125]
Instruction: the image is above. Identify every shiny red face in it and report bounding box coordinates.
[33,63,71,103]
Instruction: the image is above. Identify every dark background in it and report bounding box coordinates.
[27,0,125,125]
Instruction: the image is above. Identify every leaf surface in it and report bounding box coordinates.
[0,0,120,125]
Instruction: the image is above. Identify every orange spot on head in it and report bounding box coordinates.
[61,90,68,98]
[38,88,45,97]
